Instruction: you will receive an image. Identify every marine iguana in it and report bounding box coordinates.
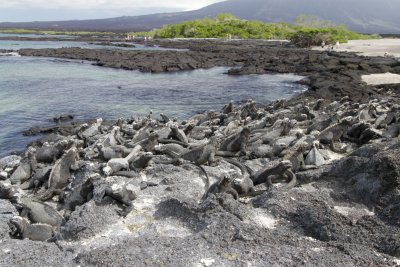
[249,118,295,144]
[167,125,188,144]
[35,140,70,163]
[96,143,122,161]
[222,158,256,196]
[154,136,219,166]
[306,112,341,134]
[95,182,139,217]
[154,143,187,158]
[159,113,171,124]
[317,116,353,153]
[20,166,52,193]
[130,152,154,171]
[58,175,95,218]
[99,126,123,147]
[36,147,79,201]
[250,160,296,190]
[201,175,239,201]
[14,196,64,227]
[79,118,103,140]
[219,127,250,156]
[0,181,19,200]
[103,145,142,176]
[8,216,54,241]
[10,147,36,185]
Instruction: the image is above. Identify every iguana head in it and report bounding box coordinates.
[8,216,26,237]
[279,160,293,171]
[170,125,179,132]
[220,176,232,186]
[241,127,251,137]
[340,116,354,125]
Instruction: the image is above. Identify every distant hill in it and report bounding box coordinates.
[1,0,399,34]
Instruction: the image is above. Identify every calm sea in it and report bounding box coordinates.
[0,39,306,156]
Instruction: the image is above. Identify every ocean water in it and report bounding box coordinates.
[0,39,183,51]
[0,33,78,39]
[0,55,306,156]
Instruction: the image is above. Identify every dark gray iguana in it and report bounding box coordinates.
[201,175,239,201]
[58,175,96,218]
[36,147,79,201]
[35,140,71,163]
[167,125,188,144]
[10,147,37,185]
[14,196,64,227]
[317,116,353,153]
[218,127,251,156]
[250,160,297,190]
[8,216,54,241]
[154,136,219,166]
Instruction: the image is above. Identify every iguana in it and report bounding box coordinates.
[317,116,353,153]
[35,140,70,163]
[10,147,37,185]
[103,145,142,176]
[167,125,188,144]
[154,136,219,166]
[8,216,54,241]
[36,147,79,201]
[250,160,296,190]
[14,196,64,227]
[219,127,250,156]
[201,176,239,201]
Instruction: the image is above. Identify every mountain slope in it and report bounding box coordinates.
[0,0,399,33]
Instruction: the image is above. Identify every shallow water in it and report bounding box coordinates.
[0,39,180,51]
[0,56,306,156]
[0,33,77,39]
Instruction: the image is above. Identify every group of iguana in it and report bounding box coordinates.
[1,93,399,242]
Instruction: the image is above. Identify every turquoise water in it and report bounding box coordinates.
[0,55,306,156]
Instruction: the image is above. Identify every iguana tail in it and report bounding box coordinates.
[222,158,247,175]
[284,169,297,190]
[158,139,189,147]
[191,164,210,202]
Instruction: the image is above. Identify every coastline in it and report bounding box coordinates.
[312,38,400,58]
[8,38,400,101]
[1,39,400,266]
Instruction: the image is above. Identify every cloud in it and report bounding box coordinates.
[0,0,227,22]
[0,0,225,10]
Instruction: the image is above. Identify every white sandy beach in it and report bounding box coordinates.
[314,39,400,85]
[313,38,400,58]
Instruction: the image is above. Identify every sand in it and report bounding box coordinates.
[362,72,400,85]
[314,39,400,85]
[313,38,400,58]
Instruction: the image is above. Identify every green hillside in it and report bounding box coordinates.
[133,14,373,46]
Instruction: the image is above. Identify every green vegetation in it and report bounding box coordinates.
[0,28,116,36]
[131,13,374,47]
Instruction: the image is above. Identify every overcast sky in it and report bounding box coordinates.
[0,0,226,22]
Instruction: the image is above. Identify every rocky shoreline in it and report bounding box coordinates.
[1,39,400,266]
[12,39,400,101]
